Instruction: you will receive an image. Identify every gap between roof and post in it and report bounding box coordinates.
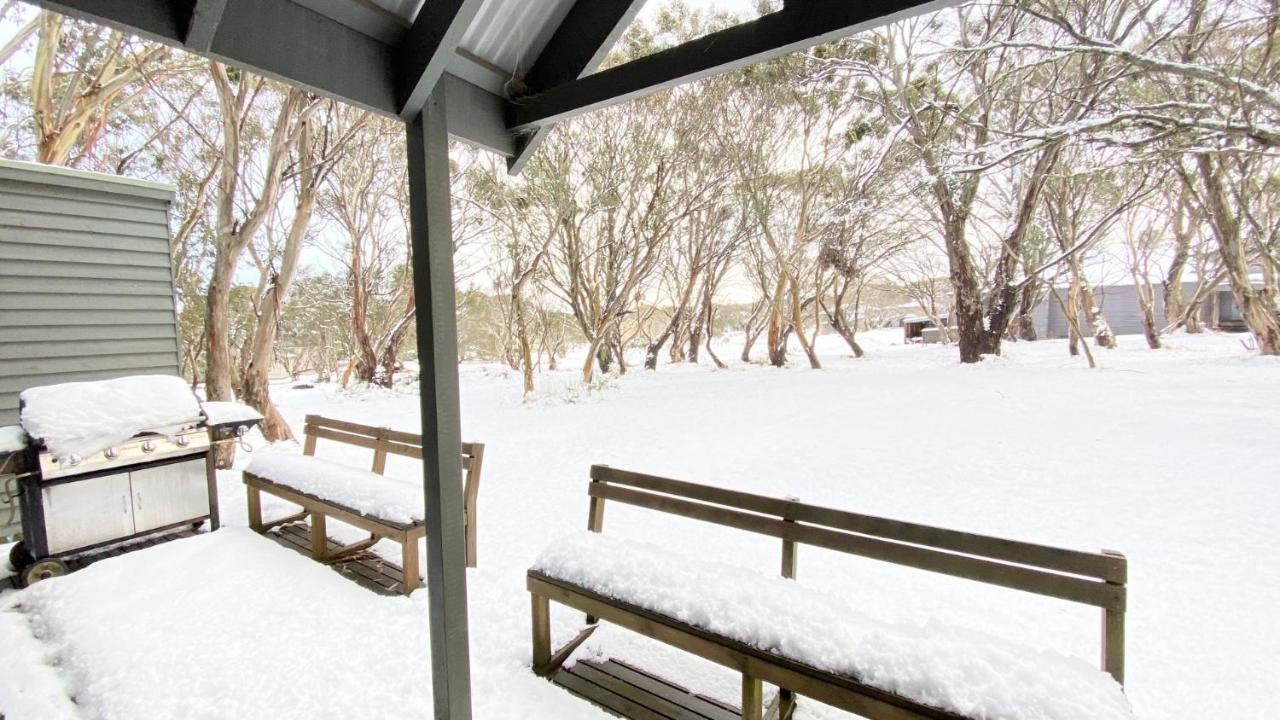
[405,79,473,720]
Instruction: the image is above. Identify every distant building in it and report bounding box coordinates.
[901,314,951,343]
[1028,279,1251,339]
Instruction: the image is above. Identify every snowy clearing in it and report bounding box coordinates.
[0,329,1276,720]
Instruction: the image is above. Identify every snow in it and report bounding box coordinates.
[0,425,26,453]
[244,451,424,524]
[200,401,263,426]
[1,329,1276,720]
[19,375,201,460]
[534,531,1133,720]
[0,604,81,720]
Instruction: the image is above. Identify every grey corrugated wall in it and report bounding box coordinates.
[1037,280,1212,338]
[0,159,180,427]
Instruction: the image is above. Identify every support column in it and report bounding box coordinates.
[406,80,472,720]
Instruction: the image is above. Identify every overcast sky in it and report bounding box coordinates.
[637,0,764,24]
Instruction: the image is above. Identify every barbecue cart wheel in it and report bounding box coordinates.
[22,558,67,587]
[8,541,32,573]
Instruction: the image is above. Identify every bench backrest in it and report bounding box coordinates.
[304,413,484,531]
[304,414,483,476]
[585,464,1127,685]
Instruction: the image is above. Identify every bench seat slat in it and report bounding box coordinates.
[245,453,425,528]
[244,472,419,535]
[531,574,949,720]
[530,532,1134,720]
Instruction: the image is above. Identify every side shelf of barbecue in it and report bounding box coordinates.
[202,401,265,444]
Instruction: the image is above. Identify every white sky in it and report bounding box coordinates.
[637,0,764,24]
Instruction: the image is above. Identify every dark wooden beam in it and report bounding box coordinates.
[507,0,954,133]
[506,0,646,175]
[181,0,227,52]
[405,81,474,720]
[212,0,398,114]
[21,0,186,46]
[24,0,400,116]
[443,73,516,157]
[395,0,485,119]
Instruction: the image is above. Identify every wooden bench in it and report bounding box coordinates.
[244,415,484,594]
[529,465,1129,720]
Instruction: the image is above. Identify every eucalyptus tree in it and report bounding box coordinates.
[720,48,858,369]
[542,86,711,383]
[835,2,1136,362]
[238,101,368,438]
[322,118,415,386]
[10,8,173,167]
[204,64,309,456]
[1013,0,1280,353]
[463,141,572,395]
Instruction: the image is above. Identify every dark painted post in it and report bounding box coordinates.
[405,80,472,720]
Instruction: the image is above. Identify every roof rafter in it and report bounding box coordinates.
[394,0,486,119]
[180,0,227,52]
[20,0,515,156]
[505,0,646,175]
[28,0,401,115]
[506,0,954,133]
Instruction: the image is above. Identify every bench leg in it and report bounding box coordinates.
[531,593,551,676]
[776,689,796,720]
[465,515,477,568]
[246,485,263,532]
[310,512,328,560]
[742,674,763,720]
[401,537,420,594]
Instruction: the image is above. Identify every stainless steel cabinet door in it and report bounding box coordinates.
[129,459,209,533]
[41,473,135,554]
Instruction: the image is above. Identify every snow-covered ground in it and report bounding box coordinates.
[1,329,1276,719]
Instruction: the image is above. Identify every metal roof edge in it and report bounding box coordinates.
[0,158,177,202]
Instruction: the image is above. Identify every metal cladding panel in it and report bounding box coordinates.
[0,159,180,427]
[1035,280,1211,339]
[458,0,578,76]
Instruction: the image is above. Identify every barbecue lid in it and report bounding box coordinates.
[19,375,203,460]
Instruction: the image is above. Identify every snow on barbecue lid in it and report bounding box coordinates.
[0,425,26,454]
[20,375,202,460]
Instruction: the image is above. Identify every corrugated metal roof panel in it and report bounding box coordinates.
[295,0,576,80]
[458,0,577,76]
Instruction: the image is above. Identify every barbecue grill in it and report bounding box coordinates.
[2,375,260,587]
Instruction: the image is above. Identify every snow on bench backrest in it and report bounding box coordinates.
[585,464,1128,684]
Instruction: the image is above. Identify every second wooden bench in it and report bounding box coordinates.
[244,414,484,594]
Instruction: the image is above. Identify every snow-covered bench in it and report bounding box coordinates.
[243,415,484,593]
[528,466,1131,720]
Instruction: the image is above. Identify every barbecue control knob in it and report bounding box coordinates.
[104,447,118,460]
[67,454,82,466]
[175,435,189,448]
[142,440,156,453]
